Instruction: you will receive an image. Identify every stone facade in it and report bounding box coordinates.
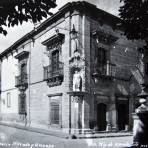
[0,1,143,133]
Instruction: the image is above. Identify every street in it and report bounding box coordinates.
[0,125,133,148]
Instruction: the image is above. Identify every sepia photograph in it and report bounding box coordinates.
[0,0,148,147]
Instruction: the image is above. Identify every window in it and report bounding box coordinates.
[14,51,29,88]
[97,47,107,65]
[18,93,26,114]
[20,63,27,75]
[15,62,28,87]
[43,49,63,87]
[96,47,107,73]
[50,96,61,125]
[50,102,60,124]
[20,63,27,83]
[51,50,60,73]
[7,92,11,107]
[42,33,64,87]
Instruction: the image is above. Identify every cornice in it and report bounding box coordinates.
[0,1,122,60]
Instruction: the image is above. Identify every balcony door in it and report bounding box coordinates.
[20,63,27,75]
[96,47,107,73]
[20,63,27,84]
[52,50,59,74]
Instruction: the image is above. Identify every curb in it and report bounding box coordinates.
[0,122,133,139]
[77,133,133,139]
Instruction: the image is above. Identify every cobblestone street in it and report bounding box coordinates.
[0,125,133,148]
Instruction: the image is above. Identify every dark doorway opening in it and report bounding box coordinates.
[97,103,107,131]
[117,102,129,131]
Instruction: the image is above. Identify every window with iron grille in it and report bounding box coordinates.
[42,33,64,86]
[15,62,28,87]
[50,102,60,124]
[18,93,26,114]
[14,51,29,87]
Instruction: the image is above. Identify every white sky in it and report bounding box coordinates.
[0,0,122,52]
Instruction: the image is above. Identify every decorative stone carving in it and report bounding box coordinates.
[92,30,118,45]
[69,50,85,71]
[69,24,85,92]
[73,70,82,92]
[43,62,64,87]
[42,32,65,50]
[42,31,65,87]
[47,76,63,87]
[14,51,29,60]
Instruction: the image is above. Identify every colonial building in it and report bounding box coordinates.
[0,1,143,134]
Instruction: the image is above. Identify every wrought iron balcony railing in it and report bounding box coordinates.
[93,62,116,78]
[43,62,64,80]
[15,73,28,87]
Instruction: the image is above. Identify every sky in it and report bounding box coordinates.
[0,0,122,52]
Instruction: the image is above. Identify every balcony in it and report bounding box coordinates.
[93,62,116,79]
[15,74,28,88]
[43,62,64,87]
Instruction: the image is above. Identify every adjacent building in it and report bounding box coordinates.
[0,1,144,134]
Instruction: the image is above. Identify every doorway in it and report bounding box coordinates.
[117,102,129,130]
[97,103,107,131]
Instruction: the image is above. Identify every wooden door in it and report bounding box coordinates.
[97,103,107,131]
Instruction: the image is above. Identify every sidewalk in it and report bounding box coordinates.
[0,121,68,138]
[76,132,132,139]
[0,124,133,148]
[0,121,133,139]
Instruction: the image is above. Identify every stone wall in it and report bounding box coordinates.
[0,1,143,132]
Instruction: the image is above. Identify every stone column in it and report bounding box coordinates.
[129,97,134,130]
[106,104,112,131]
[74,99,79,129]
[71,96,78,130]
[83,97,90,129]
[71,96,83,133]
[81,98,85,129]
[110,102,118,131]
[106,96,117,131]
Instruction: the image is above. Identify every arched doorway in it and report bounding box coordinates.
[97,103,107,131]
[117,103,129,130]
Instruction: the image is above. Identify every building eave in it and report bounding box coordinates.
[0,1,122,60]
